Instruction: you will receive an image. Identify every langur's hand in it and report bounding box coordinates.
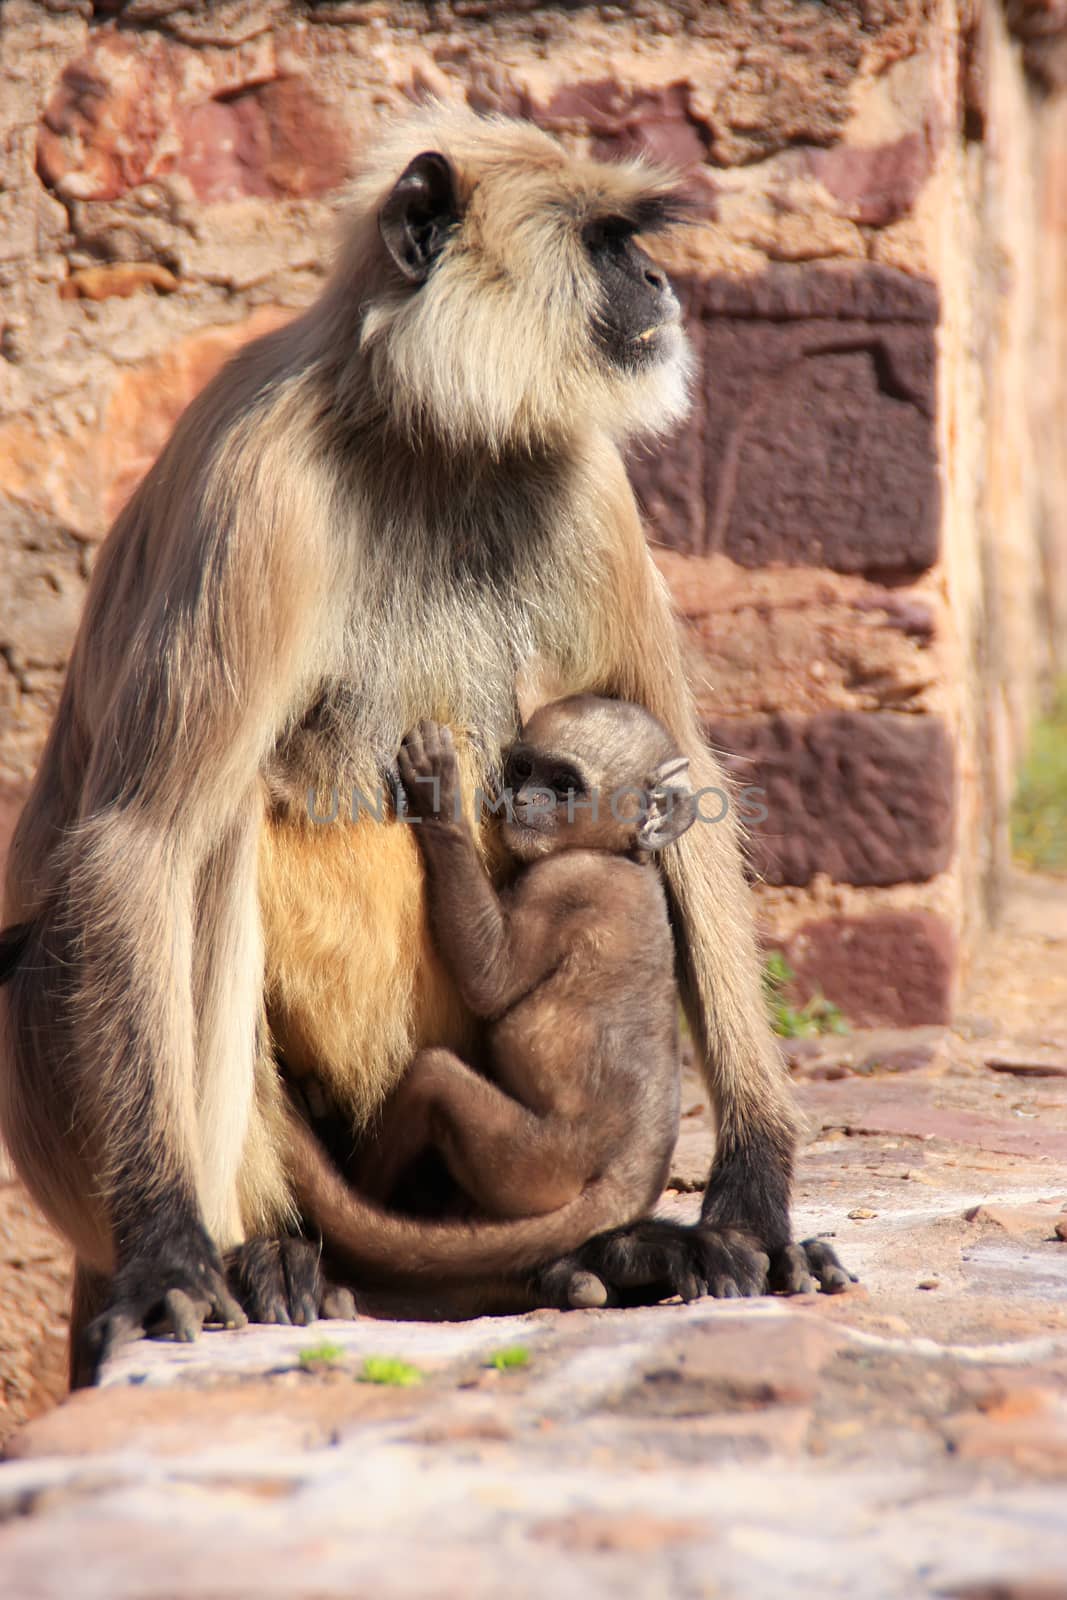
[80,1225,247,1384]
[397,720,461,822]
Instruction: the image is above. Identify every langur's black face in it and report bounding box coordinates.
[499,698,696,862]
[364,115,692,450]
[501,738,597,859]
[582,217,681,372]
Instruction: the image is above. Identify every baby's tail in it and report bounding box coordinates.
[286,1107,610,1281]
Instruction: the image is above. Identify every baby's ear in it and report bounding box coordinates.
[515,653,568,724]
[638,755,697,851]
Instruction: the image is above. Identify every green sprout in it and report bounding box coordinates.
[359,1355,424,1387]
[763,952,849,1039]
[298,1341,346,1370]
[485,1345,530,1371]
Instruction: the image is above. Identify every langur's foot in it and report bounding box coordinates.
[540,1219,770,1309]
[226,1236,357,1326]
[80,1226,247,1384]
[768,1236,857,1295]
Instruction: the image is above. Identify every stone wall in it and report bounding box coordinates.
[1,0,1064,1025]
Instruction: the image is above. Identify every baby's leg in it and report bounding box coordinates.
[362,1047,581,1219]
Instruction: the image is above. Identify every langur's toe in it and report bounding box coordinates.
[227,1235,351,1326]
[769,1237,856,1296]
[566,1270,609,1309]
[321,1287,358,1320]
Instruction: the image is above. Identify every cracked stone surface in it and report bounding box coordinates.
[1,870,1066,1596]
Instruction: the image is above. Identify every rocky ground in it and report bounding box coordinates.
[1,868,1066,1597]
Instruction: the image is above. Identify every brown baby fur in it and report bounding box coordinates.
[286,701,699,1285]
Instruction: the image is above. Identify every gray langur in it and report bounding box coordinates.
[0,107,849,1383]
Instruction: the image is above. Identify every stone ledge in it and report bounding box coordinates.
[7,899,1067,1599]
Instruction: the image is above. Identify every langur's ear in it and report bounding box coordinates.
[638,755,697,852]
[379,151,459,284]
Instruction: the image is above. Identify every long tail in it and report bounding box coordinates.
[0,922,31,986]
[285,1106,610,1281]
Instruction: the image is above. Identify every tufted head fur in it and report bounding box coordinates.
[322,106,693,453]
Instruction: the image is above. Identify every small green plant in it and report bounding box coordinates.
[298,1341,346,1370]
[1012,679,1067,874]
[763,952,849,1039]
[360,1355,424,1387]
[486,1345,530,1372]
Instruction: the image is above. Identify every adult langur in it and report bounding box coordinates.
[0,109,848,1382]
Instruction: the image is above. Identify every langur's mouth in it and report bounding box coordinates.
[634,305,682,343]
[508,813,551,836]
[501,816,554,855]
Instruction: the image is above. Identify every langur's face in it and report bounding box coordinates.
[498,697,694,863]
[582,213,683,377]
[356,111,693,451]
[499,737,608,861]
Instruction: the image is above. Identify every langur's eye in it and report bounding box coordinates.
[582,216,634,254]
[509,754,533,783]
[550,770,583,799]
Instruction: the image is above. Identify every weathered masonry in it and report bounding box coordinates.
[1,0,1065,1024]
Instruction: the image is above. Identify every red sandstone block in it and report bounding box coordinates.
[784,911,957,1028]
[706,711,955,887]
[631,264,940,576]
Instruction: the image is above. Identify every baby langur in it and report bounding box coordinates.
[286,697,768,1305]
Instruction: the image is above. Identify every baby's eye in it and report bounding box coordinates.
[550,771,582,798]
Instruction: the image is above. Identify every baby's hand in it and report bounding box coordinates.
[397,721,460,822]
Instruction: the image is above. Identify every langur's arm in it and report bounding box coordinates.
[54,428,336,1368]
[398,721,559,1017]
